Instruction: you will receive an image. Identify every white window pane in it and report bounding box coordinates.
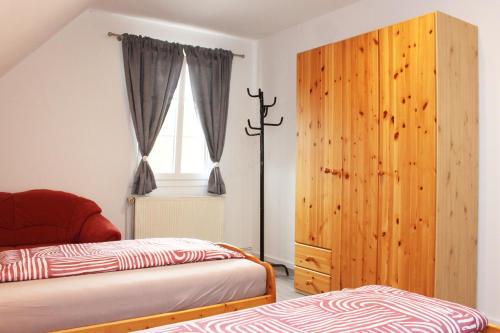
[180,136,208,173]
[182,101,203,137]
[183,70,198,137]
[162,88,179,136]
[148,99,178,174]
[149,62,210,177]
[179,64,209,174]
[149,136,176,173]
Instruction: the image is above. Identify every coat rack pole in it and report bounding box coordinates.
[259,93,265,262]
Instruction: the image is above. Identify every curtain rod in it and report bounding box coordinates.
[107,32,245,58]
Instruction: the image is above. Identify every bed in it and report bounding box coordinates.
[0,239,276,333]
[134,285,499,333]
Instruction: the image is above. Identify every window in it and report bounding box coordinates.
[148,61,211,179]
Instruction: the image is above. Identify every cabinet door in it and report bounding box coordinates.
[339,31,380,288]
[378,14,437,297]
[296,44,342,251]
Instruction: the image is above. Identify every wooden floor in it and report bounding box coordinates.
[275,268,303,301]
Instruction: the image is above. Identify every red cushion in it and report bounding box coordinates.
[0,189,106,247]
[79,214,122,243]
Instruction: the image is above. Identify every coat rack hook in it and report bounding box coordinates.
[264,97,277,108]
[247,88,259,98]
[264,116,284,127]
[247,119,262,130]
[245,127,260,136]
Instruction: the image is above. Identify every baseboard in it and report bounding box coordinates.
[239,246,254,253]
[488,316,500,325]
[244,247,294,269]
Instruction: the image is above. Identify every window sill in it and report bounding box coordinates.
[153,175,208,196]
[156,178,207,187]
[155,173,209,181]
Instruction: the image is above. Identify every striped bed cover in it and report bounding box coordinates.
[142,285,487,333]
[0,238,243,282]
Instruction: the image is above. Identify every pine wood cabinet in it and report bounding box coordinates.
[295,12,478,307]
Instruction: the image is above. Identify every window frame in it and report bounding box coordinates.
[153,60,211,183]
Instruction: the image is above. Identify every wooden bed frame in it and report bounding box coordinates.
[486,324,500,333]
[53,244,276,333]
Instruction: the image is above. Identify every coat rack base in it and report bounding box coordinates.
[270,263,289,276]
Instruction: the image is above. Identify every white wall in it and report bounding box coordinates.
[0,9,260,249]
[258,0,500,321]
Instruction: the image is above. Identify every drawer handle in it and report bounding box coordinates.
[305,256,316,262]
[305,279,320,292]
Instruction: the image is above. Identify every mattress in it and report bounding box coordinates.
[0,258,266,333]
[139,285,488,333]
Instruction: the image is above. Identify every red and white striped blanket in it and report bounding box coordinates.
[0,238,243,283]
[142,285,487,333]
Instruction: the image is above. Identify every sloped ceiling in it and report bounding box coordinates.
[0,0,359,78]
[0,0,95,77]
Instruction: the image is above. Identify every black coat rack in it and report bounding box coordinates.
[245,88,288,276]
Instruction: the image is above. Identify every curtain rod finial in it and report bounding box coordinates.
[107,32,123,41]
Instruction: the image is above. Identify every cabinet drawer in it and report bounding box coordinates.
[294,267,330,294]
[295,243,331,274]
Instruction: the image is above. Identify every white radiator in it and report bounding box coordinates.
[133,196,224,242]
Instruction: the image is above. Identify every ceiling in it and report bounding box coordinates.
[0,0,358,78]
[0,0,95,77]
[94,0,359,39]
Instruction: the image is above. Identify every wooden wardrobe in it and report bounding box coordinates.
[294,12,478,307]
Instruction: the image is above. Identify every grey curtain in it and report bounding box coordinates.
[122,34,184,195]
[184,46,233,195]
